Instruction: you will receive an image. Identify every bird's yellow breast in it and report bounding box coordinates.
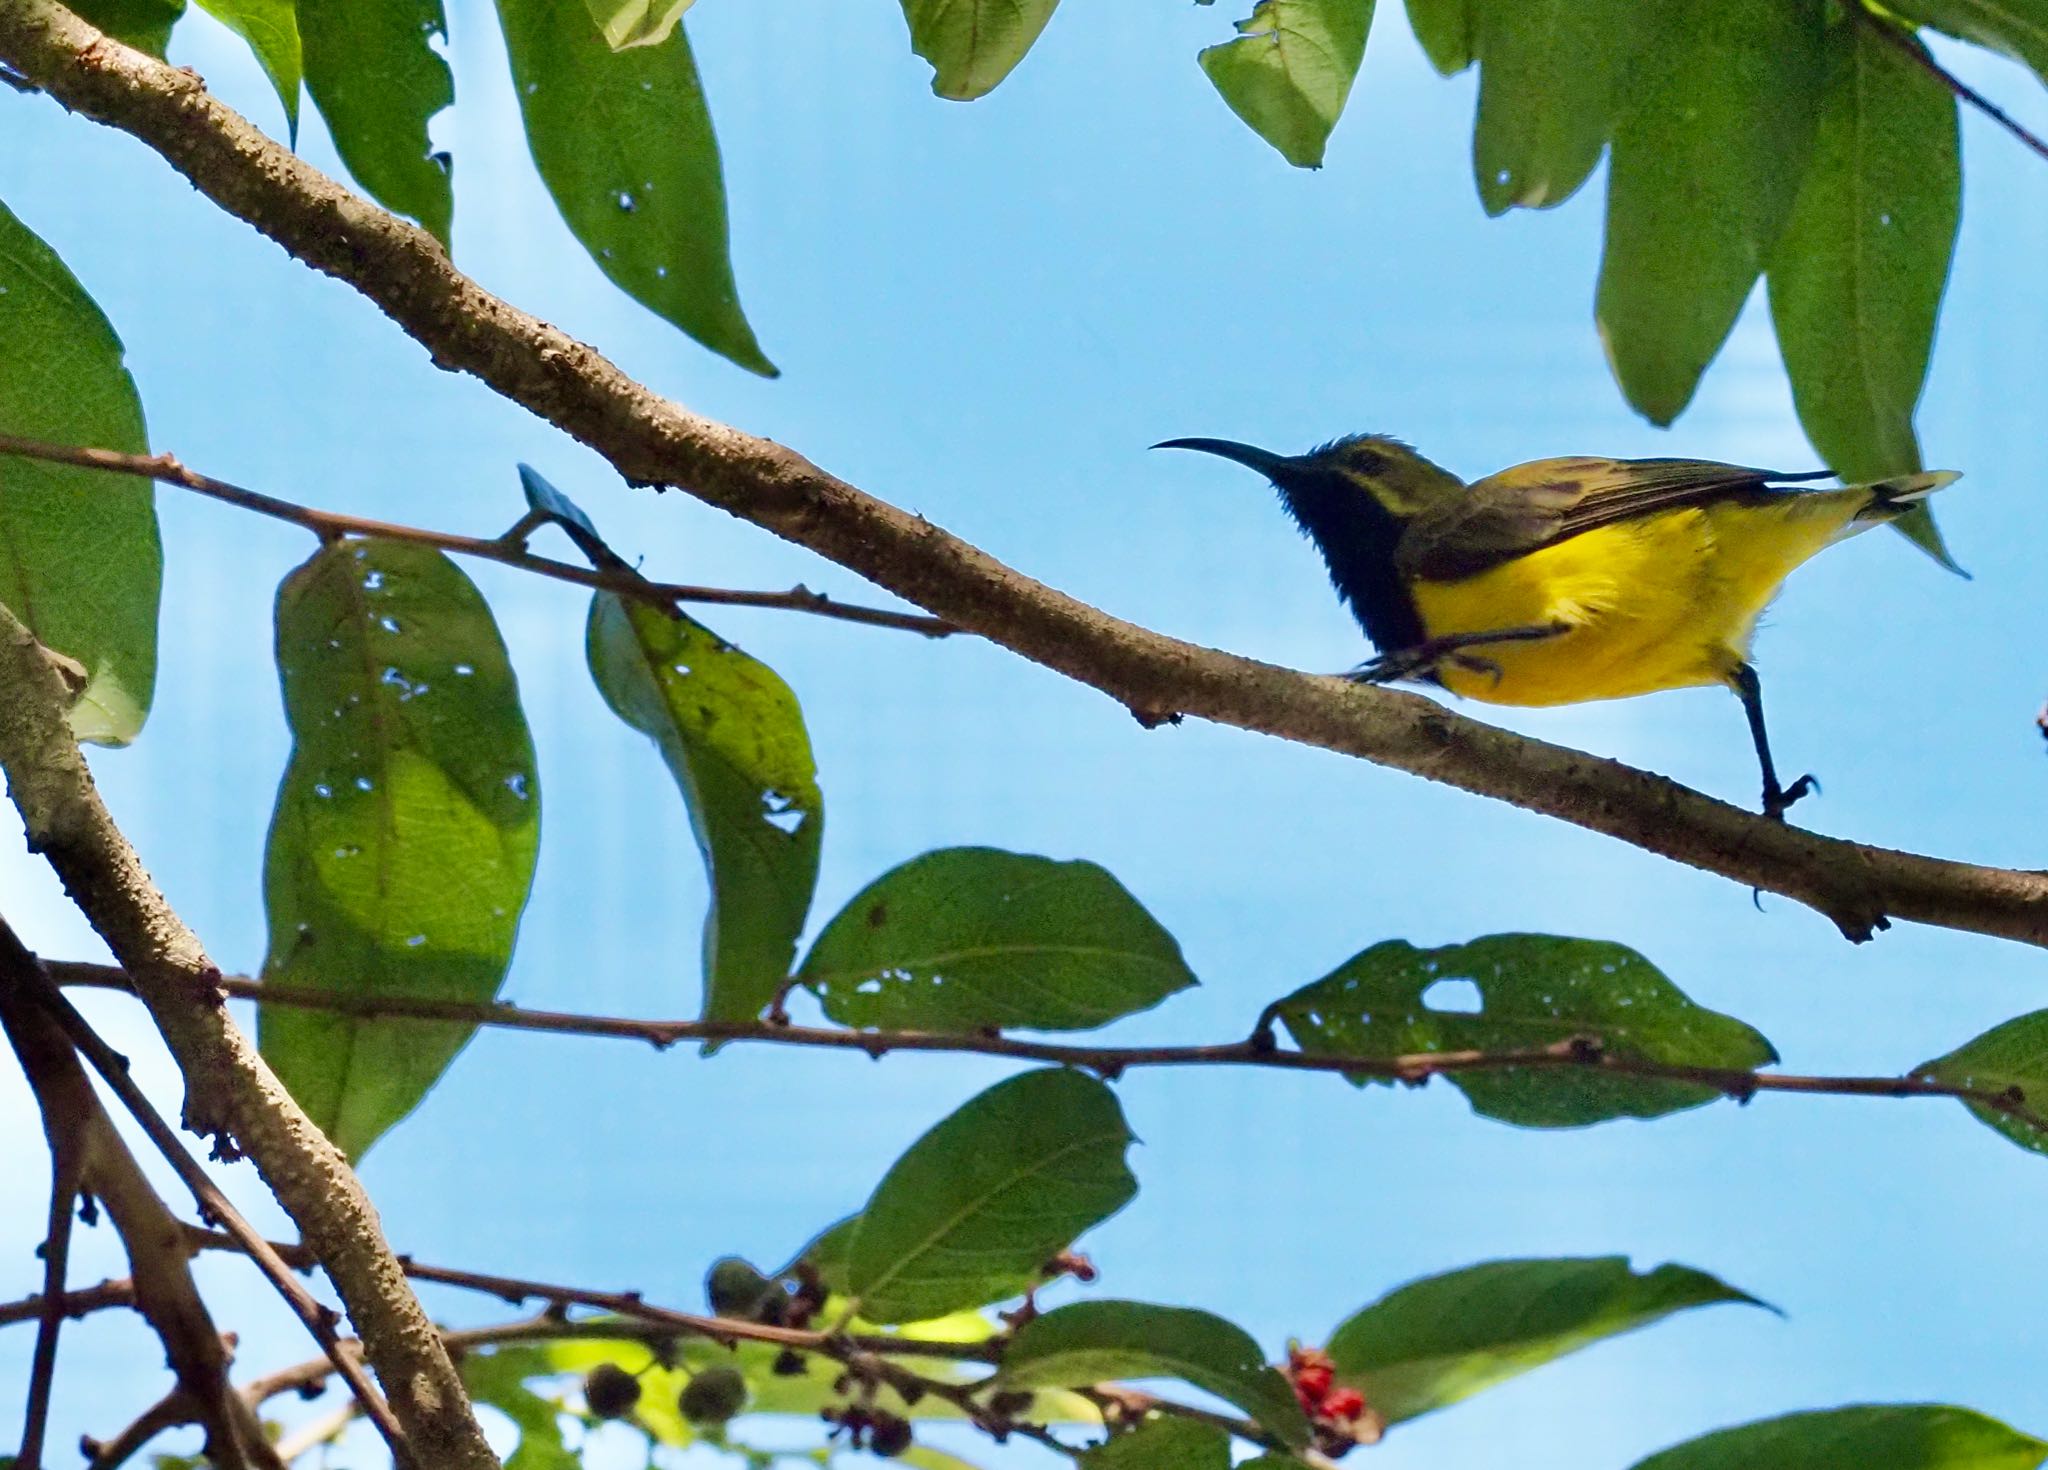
[1412,495,1866,706]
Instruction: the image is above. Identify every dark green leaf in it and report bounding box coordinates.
[1595,0,1824,424]
[799,848,1194,1033]
[900,0,1061,100]
[1198,0,1374,169]
[1082,1418,1233,1468]
[585,0,693,49]
[1630,1405,2047,1470]
[847,1069,1136,1324]
[462,1348,580,1470]
[1471,0,1641,213]
[194,0,303,135]
[259,539,539,1158]
[783,1213,859,1290]
[1403,0,1470,73]
[1766,18,1960,572]
[298,0,454,244]
[1326,1257,1769,1424]
[0,198,160,746]
[498,0,775,375]
[1271,934,1777,1126]
[586,588,820,1026]
[1001,1300,1309,1449]
[66,0,184,53]
[1888,0,2048,86]
[1916,1011,2048,1157]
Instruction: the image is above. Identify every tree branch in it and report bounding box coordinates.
[0,435,956,638]
[1858,3,2048,164]
[1,0,2043,950]
[0,1277,136,1331]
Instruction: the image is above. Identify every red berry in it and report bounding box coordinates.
[1321,1387,1367,1421]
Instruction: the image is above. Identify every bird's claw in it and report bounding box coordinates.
[1762,772,1819,822]
[1344,652,1428,685]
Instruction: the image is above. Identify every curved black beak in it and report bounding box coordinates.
[1151,437,1298,480]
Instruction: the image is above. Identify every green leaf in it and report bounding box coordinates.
[1916,1011,2048,1156]
[1270,934,1777,1127]
[1887,0,2048,86]
[1198,0,1374,169]
[1765,17,1961,573]
[259,539,539,1158]
[1630,1405,2048,1470]
[0,199,160,746]
[498,0,775,375]
[1001,1301,1309,1450]
[584,0,694,49]
[847,1069,1136,1324]
[1403,0,1470,73]
[1082,1418,1233,1468]
[782,1213,859,1290]
[66,0,185,53]
[899,0,1061,100]
[298,0,454,244]
[461,1348,580,1470]
[1595,0,1824,424]
[1325,1257,1769,1424]
[194,0,303,136]
[898,1448,990,1470]
[1470,0,1641,213]
[584,589,820,1027]
[799,847,1195,1033]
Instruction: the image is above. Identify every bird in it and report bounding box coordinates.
[1155,434,1960,821]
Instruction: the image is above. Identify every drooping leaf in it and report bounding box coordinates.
[498,0,775,374]
[1403,0,1470,73]
[799,848,1194,1033]
[66,0,185,53]
[1629,1405,2047,1470]
[1470,0,1641,213]
[899,0,1061,100]
[1596,0,1824,424]
[1916,1011,2048,1157]
[847,1069,1136,1324]
[259,539,539,1158]
[1082,1417,1233,1468]
[1198,0,1374,169]
[297,0,454,244]
[584,0,694,49]
[0,199,160,746]
[194,0,303,135]
[461,1348,580,1470]
[1002,1301,1309,1450]
[1887,0,2048,87]
[1271,934,1777,1126]
[1766,16,1961,572]
[1325,1257,1769,1424]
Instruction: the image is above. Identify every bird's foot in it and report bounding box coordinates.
[1762,772,1819,822]
[1344,649,1432,685]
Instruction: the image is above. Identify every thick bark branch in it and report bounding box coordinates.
[0,3,2044,952]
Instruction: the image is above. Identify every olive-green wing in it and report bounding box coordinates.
[1393,456,1833,581]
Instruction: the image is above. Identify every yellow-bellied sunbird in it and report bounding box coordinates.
[1157,435,1959,820]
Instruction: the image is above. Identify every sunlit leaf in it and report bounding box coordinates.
[1199,0,1374,169]
[1629,1405,2047,1470]
[1595,0,1824,424]
[499,0,774,373]
[800,847,1194,1032]
[462,1348,580,1470]
[584,0,694,49]
[1271,934,1776,1126]
[1470,0,1640,213]
[298,0,454,244]
[1002,1301,1309,1449]
[194,0,303,135]
[1403,0,1470,73]
[1082,1417,1232,1467]
[0,198,159,746]
[259,539,539,1158]
[899,0,1061,100]
[1916,1011,2048,1157]
[1325,1257,1768,1424]
[848,1069,1136,1323]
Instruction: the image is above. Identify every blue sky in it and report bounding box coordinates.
[5,3,2048,1465]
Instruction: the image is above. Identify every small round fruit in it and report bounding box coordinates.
[679,1365,749,1425]
[705,1257,775,1319]
[869,1413,913,1458]
[582,1362,641,1420]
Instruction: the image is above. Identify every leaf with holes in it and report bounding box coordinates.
[194,0,303,135]
[1082,1417,1232,1468]
[499,0,774,374]
[0,199,160,746]
[1199,0,1374,169]
[584,0,694,49]
[799,847,1194,1033]
[1766,17,1961,572]
[259,539,539,1158]
[298,0,453,244]
[586,585,821,1027]
[1325,1257,1768,1424]
[900,0,1062,100]
[1470,0,1641,213]
[1630,1405,2047,1470]
[1916,1011,2048,1157]
[1271,934,1776,1126]
[1596,0,1824,425]
[1887,0,2048,87]
[1001,1301,1309,1449]
[847,1069,1136,1324]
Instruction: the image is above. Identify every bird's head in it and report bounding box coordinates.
[1152,433,1456,523]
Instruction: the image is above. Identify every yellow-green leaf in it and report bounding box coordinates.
[1199,0,1374,169]
[1630,1405,2047,1470]
[584,0,694,49]
[900,0,1061,100]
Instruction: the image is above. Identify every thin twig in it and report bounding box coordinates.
[83,1392,197,1470]
[0,1278,136,1331]
[19,1126,81,1469]
[1860,2,2048,163]
[0,435,957,638]
[52,961,2048,1136]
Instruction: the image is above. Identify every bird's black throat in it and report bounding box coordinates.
[1271,471,1425,656]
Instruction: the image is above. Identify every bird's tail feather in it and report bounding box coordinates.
[1855,469,1961,519]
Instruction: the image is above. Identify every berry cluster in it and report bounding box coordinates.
[1285,1345,1380,1453]
[823,1403,914,1458]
